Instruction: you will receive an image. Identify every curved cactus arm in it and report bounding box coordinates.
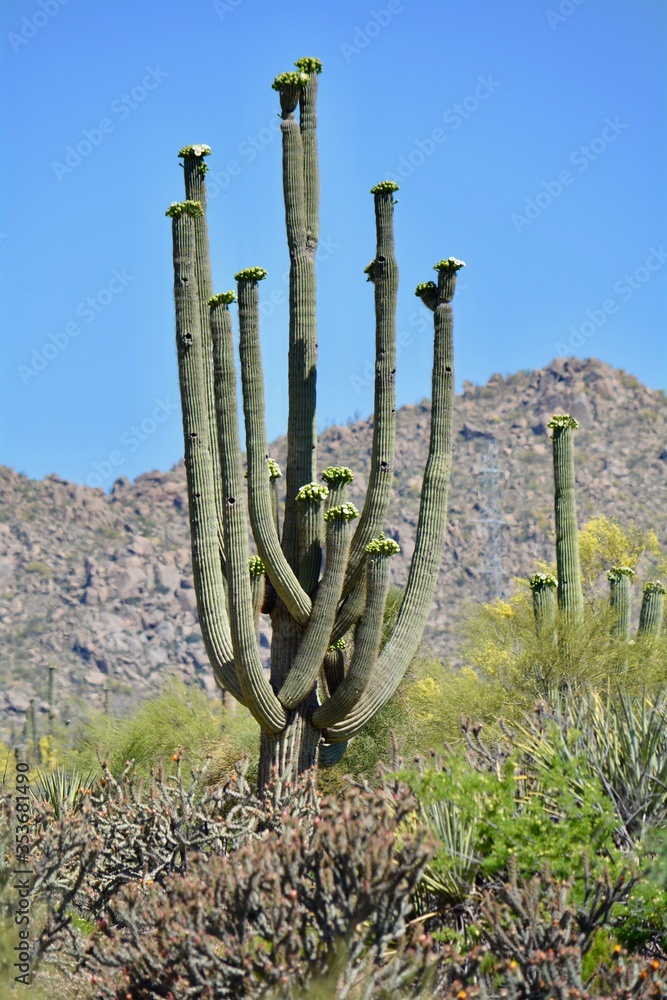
[323,258,460,743]
[268,459,282,534]
[179,146,229,575]
[331,574,367,644]
[272,71,318,575]
[319,740,348,767]
[278,502,358,709]
[294,57,322,247]
[210,294,286,733]
[249,556,266,628]
[236,272,312,625]
[168,203,244,704]
[548,414,584,623]
[608,566,635,640]
[322,642,346,695]
[529,573,558,637]
[313,538,397,729]
[344,183,399,597]
[638,580,665,637]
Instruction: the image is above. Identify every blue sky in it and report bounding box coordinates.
[1,0,665,489]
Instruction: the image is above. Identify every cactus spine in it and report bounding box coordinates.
[548,415,583,624]
[638,580,665,638]
[169,59,459,783]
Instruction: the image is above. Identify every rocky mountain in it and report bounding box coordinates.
[1,357,665,738]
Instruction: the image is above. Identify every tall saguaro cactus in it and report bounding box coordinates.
[529,572,558,637]
[607,565,635,640]
[548,415,583,624]
[167,59,461,784]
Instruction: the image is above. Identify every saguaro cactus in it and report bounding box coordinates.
[167,59,460,783]
[548,415,583,624]
[638,580,665,638]
[529,572,558,637]
[607,565,635,640]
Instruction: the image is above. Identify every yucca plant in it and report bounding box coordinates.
[32,765,98,819]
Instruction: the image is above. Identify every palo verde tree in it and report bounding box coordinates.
[167,59,462,785]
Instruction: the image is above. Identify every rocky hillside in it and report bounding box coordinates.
[1,357,665,737]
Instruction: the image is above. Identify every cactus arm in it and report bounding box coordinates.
[323,259,461,743]
[319,740,348,767]
[236,272,312,624]
[268,459,282,534]
[343,183,399,596]
[278,501,358,709]
[548,415,584,623]
[168,203,244,703]
[249,556,266,628]
[294,57,322,247]
[638,580,665,637]
[272,72,318,575]
[313,539,396,728]
[209,294,286,733]
[322,642,346,695]
[529,573,558,637]
[330,575,366,644]
[179,146,229,574]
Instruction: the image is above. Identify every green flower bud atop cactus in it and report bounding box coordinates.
[433,257,466,272]
[364,261,377,283]
[321,466,354,486]
[268,458,282,480]
[272,71,309,91]
[370,180,400,195]
[328,638,346,651]
[295,482,329,503]
[529,572,558,589]
[178,144,211,158]
[643,580,666,595]
[548,414,579,430]
[208,291,237,307]
[234,267,268,282]
[248,556,266,577]
[415,280,438,310]
[607,566,636,581]
[323,502,360,523]
[294,56,323,74]
[365,535,401,557]
[165,200,204,219]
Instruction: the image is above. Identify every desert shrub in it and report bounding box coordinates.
[77,780,434,999]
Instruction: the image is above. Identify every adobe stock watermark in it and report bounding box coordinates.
[18,268,133,384]
[511,117,628,234]
[51,66,168,181]
[213,0,243,20]
[555,245,666,354]
[382,75,501,184]
[350,308,429,394]
[8,0,72,54]
[86,397,179,489]
[13,760,34,986]
[545,0,588,31]
[340,0,416,63]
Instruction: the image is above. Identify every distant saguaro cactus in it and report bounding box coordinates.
[548,415,583,624]
[167,59,461,784]
[529,572,558,637]
[638,580,665,638]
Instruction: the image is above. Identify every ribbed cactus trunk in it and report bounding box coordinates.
[549,416,583,626]
[529,573,558,638]
[638,581,665,638]
[608,566,634,671]
[168,59,461,789]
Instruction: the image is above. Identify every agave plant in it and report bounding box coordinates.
[32,764,98,819]
[419,797,481,905]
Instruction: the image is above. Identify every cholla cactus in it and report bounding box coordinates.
[638,580,666,638]
[548,414,583,624]
[168,57,459,784]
